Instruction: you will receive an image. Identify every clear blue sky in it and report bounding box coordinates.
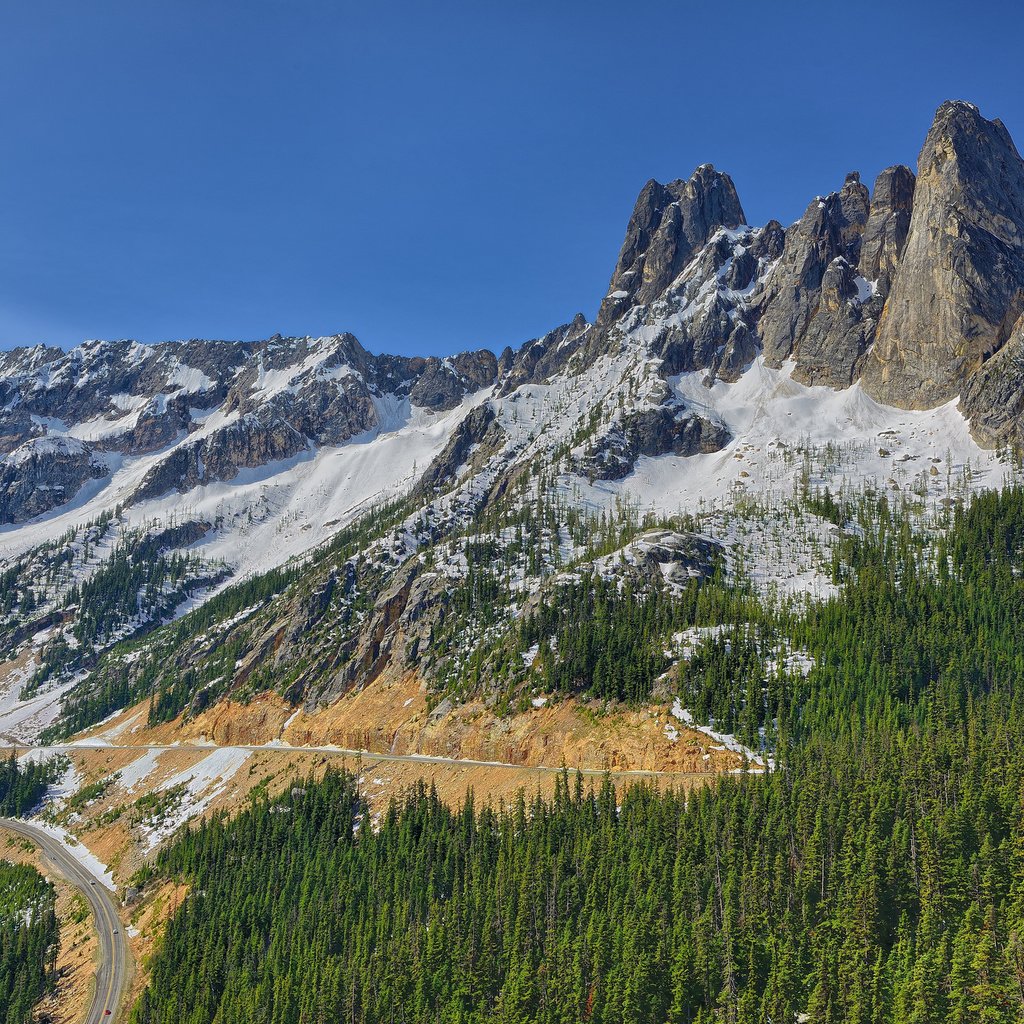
[1,0,1021,358]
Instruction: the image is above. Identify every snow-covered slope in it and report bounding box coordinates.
[4,108,1024,744]
[0,387,488,579]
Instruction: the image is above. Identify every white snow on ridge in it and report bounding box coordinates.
[671,698,773,771]
[589,356,1005,516]
[0,663,83,744]
[166,361,216,394]
[564,357,1009,596]
[27,820,116,891]
[116,748,165,792]
[2,434,92,466]
[0,387,488,581]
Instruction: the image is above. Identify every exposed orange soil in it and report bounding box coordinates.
[79,666,742,775]
[5,666,751,1008]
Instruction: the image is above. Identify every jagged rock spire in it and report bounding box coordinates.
[862,100,1024,408]
[858,165,916,291]
[597,164,745,325]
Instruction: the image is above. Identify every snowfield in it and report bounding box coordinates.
[0,386,489,581]
[576,357,1006,522]
[136,746,253,851]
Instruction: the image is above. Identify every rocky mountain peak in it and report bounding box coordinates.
[835,171,871,253]
[858,165,916,291]
[863,100,1024,408]
[5,97,1024,537]
[596,165,745,326]
[756,170,872,381]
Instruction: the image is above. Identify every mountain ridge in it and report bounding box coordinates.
[2,97,1024,752]
[2,99,1023,532]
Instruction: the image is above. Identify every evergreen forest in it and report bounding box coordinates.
[129,487,1024,1024]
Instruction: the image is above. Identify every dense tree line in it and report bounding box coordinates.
[678,488,1024,750]
[0,861,57,1024]
[519,575,692,702]
[30,521,229,690]
[0,754,52,817]
[133,710,1024,1024]
[128,485,1024,1022]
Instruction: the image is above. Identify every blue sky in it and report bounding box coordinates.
[1,1,1021,357]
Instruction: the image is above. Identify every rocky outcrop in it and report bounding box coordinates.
[617,530,722,589]
[262,378,378,446]
[496,315,590,395]
[960,310,1024,446]
[0,437,108,523]
[415,403,505,496]
[577,405,730,482]
[223,334,388,445]
[858,165,916,292]
[757,172,871,374]
[623,407,729,461]
[596,165,746,328]
[409,350,498,411]
[0,333,422,515]
[644,226,771,384]
[863,101,1024,408]
[131,416,308,503]
[789,257,875,388]
[315,557,428,704]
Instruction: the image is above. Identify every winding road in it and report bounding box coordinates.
[0,816,130,1023]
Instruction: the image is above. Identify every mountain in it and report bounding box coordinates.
[8,96,1024,1024]
[1,98,1023,750]
[863,101,1024,412]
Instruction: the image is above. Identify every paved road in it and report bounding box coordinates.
[8,741,717,779]
[0,816,130,1023]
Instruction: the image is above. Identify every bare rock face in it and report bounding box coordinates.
[858,165,916,292]
[624,530,722,589]
[791,257,875,388]
[588,219,778,392]
[496,314,590,395]
[409,349,498,411]
[575,404,730,482]
[414,402,506,497]
[863,101,1024,408]
[596,165,746,328]
[757,172,871,371]
[960,310,1024,446]
[0,436,108,523]
[131,416,309,504]
[649,229,756,376]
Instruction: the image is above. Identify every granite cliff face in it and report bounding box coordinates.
[862,101,1024,412]
[587,99,1024,446]
[858,164,916,292]
[596,164,746,327]
[0,334,491,523]
[0,436,109,523]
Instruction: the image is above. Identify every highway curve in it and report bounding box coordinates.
[0,816,130,1023]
